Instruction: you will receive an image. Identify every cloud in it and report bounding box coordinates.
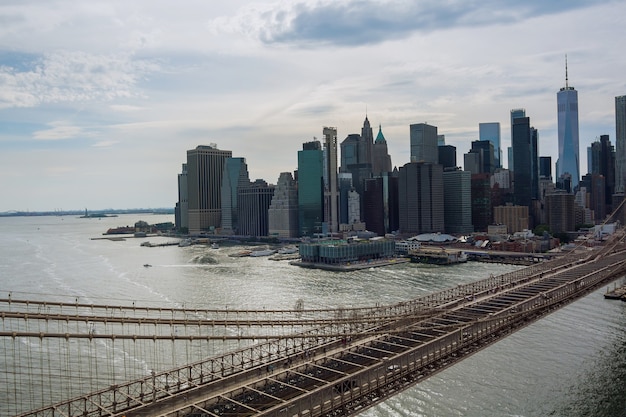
[109,104,144,112]
[225,0,612,47]
[44,165,76,176]
[0,50,157,109]
[33,122,86,140]
[92,140,119,148]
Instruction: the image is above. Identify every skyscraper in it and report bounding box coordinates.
[615,95,626,194]
[363,177,386,236]
[398,162,444,234]
[509,109,526,171]
[512,117,532,207]
[438,145,457,169]
[539,156,552,180]
[530,127,539,200]
[362,173,398,236]
[443,168,473,234]
[463,152,481,175]
[268,172,299,238]
[339,116,386,198]
[471,173,492,232]
[186,144,232,234]
[339,132,370,198]
[298,140,324,237]
[372,124,392,175]
[580,173,607,222]
[410,123,438,164]
[175,163,188,231]
[323,127,339,234]
[220,157,249,235]
[557,58,580,189]
[340,134,360,167]
[467,140,496,174]
[589,135,616,212]
[479,122,501,168]
[237,180,275,237]
[338,173,353,225]
[361,115,374,166]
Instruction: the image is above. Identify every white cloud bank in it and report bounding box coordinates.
[0,0,625,211]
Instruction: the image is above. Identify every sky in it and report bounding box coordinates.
[1,0,625,212]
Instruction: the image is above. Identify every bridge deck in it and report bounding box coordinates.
[8,233,626,417]
[151,248,626,417]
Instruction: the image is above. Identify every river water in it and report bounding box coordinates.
[0,214,624,416]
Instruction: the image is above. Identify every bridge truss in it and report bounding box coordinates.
[2,232,625,417]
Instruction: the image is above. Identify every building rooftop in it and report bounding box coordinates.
[375,124,386,144]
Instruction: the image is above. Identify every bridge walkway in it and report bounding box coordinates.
[9,232,626,417]
[130,246,626,417]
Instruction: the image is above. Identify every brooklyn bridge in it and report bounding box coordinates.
[2,231,625,417]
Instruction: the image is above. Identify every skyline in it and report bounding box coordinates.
[1,1,626,212]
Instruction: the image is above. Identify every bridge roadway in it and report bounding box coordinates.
[14,233,626,417]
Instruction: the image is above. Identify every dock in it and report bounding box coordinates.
[604,284,626,301]
[291,257,410,271]
[409,247,467,265]
[140,241,181,247]
[464,249,557,265]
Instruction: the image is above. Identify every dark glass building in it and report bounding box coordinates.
[512,117,533,207]
[362,172,399,236]
[298,141,324,236]
[589,134,616,213]
[220,157,249,235]
[581,173,606,222]
[363,178,385,236]
[237,179,275,237]
[539,156,552,179]
[398,162,444,234]
[471,173,492,232]
[443,168,473,234]
[438,145,457,169]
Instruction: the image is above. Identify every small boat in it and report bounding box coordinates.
[249,249,276,257]
[277,246,298,255]
[178,239,192,247]
[211,242,219,249]
[104,226,135,235]
[229,250,252,258]
[143,264,152,268]
[269,253,301,261]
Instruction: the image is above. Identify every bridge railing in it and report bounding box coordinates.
[253,253,625,416]
[11,247,604,417]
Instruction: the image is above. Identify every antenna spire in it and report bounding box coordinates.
[565,54,569,89]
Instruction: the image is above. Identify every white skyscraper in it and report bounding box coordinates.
[615,95,626,194]
[556,57,580,189]
[323,126,339,234]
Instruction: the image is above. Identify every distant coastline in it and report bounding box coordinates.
[0,208,174,218]
[80,213,118,218]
